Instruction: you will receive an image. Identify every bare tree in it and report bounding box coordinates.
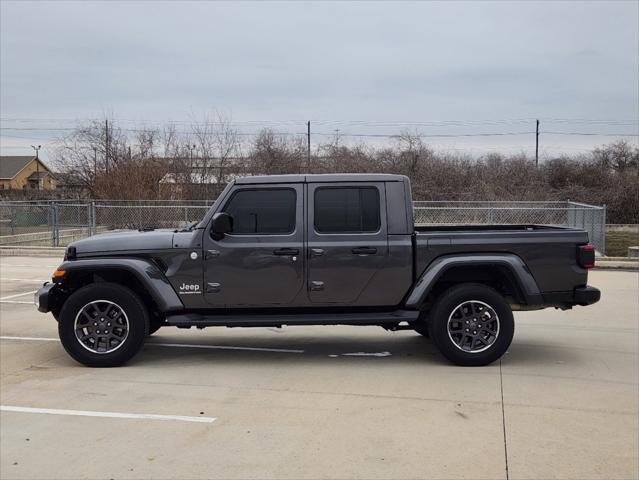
[249,129,303,175]
[592,140,639,172]
[53,117,169,199]
[190,111,242,193]
[54,118,126,196]
[46,114,639,223]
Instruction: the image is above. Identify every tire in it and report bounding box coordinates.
[58,283,149,367]
[427,283,514,366]
[414,312,429,337]
[147,317,164,336]
[414,325,429,338]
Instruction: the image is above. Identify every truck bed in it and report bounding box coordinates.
[414,224,589,293]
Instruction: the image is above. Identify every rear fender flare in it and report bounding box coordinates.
[405,254,542,309]
[58,258,183,313]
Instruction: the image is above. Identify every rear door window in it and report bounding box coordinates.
[314,187,380,233]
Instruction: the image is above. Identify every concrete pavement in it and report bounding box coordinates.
[0,256,637,479]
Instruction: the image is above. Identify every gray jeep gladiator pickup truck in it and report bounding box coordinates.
[36,174,600,367]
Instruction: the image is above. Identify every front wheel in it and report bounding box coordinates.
[148,316,164,336]
[427,283,514,366]
[58,283,149,367]
[413,312,429,338]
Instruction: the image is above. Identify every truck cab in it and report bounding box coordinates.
[180,174,413,308]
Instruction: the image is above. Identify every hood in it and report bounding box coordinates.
[70,229,176,255]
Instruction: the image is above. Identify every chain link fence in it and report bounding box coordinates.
[1,199,606,253]
[413,201,606,253]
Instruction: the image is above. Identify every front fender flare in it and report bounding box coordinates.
[58,258,183,313]
[405,254,542,309]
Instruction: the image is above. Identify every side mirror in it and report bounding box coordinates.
[211,212,233,240]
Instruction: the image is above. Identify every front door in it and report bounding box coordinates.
[203,184,304,307]
[307,182,389,305]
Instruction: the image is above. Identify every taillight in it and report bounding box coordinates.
[577,244,595,269]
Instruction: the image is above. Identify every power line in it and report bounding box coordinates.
[1,127,637,137]
[1,116,638,127]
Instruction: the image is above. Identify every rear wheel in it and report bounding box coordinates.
[428,283,514,366]
[58,283,149,367]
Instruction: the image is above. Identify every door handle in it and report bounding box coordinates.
[273,248,299,256]
[311,248,325,257]
[352,247,377,255]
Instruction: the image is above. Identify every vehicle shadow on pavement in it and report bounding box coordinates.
[127,333,584,369]
[128,333,449,367]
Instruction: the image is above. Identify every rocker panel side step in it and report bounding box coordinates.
[165,310,419,328]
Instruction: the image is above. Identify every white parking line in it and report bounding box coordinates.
[0,278,47,283]
[0,336,58,342]
[0,290,37,301]
[0,336,305,353]
[0,301,33,305]
[0,405,216,424]
[0,264,59,268]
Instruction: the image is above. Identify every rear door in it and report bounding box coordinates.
[203,184,304,307]
[307,182,388,304]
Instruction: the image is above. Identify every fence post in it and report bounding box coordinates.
[50,203,60,247]
[602,205,607,256]
[90,201,96,236]
[55,204,60,247]
[10,205,15,235]
[49,204,55,246]
[86,202,91,237]
[567,201,575,227]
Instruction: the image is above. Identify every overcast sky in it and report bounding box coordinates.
[1,0,638,160]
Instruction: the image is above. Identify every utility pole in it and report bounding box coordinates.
[93,147,97,181]
[307,121,311,169]
[31,145,41,190]
[335,129,340,148]
[105,119,109,174]
[188,144,196,173]
[535,119,540,167]
[31,144,41,160]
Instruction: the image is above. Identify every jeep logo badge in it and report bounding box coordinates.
[178,283,201,295]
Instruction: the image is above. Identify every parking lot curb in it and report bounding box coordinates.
[594,262,639,270]
[595,256,639,270]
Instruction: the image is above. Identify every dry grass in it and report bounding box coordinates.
[605,231,639,257]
